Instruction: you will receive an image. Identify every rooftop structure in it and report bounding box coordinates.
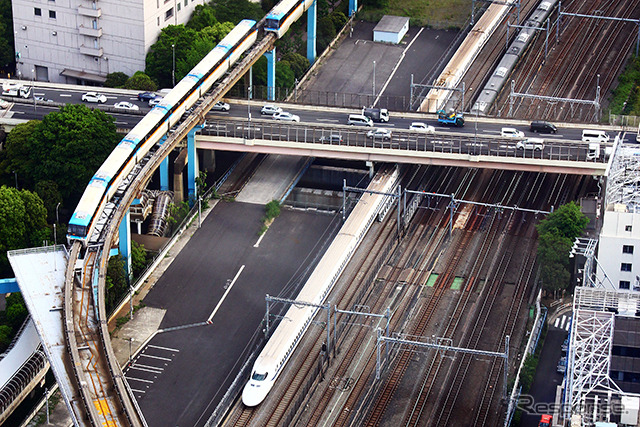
[12,0,205,84]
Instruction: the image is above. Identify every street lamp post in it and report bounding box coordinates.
[372,60,376,98]
[171,44,176,87]
[32,68,36,112]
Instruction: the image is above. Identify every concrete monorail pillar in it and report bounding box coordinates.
[307,0,317,64]
[187,124,204,203]
[349,0,357,16]
[264,48,276,101]
[118,209,132,279]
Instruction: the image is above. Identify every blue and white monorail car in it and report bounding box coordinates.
[67,19,258,244]
[264,0,316,38]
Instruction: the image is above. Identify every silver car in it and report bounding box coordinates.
[272,111,300,122]
[81,92,107,103]
[261,104,282,115]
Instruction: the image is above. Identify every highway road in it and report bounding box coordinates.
[126,202,340,426]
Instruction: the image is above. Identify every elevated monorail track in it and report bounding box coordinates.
[61,32,277,426]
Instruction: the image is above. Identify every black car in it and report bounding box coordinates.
[530,120,557,133]
[137,92,157,102]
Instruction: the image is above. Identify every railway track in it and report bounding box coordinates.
[497,0,640,121]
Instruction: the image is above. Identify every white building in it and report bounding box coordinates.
[596,144,640,292]
[12,0,205,84]
[597,204,640,292]
[373,15,409,44]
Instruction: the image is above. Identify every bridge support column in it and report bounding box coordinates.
[265,48,276,101]
[187,124,205,203]
[307,0,317,64]
[119,210,131,279]
[160,137,170,191]
[0,278,19,294]
[349,0,357,17]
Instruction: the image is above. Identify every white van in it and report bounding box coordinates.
[501,127,525,138]
[582,129,609,143]
[348,114,373,127]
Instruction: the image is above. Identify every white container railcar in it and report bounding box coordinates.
[242,166,399,407]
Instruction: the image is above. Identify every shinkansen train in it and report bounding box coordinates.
[67,19,258,244]
[471,0,559,115]
[242,166,399,407]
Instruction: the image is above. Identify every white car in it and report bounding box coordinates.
[366,128,392,141]
[211,101,230,112]
[81,92,107,103]
[113,101,139,111]
[501,127,525,138]
[261,104,282,115]
[148,96,163,107]
[516,138,544,151]
[409,122,436,134]
[272,111,300,122]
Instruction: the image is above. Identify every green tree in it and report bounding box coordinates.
[536,201,589,241]
[124,71,158,91]
[281,52,310,80]
[1,105,119,208]
[178,23,235,78]
[0,0,14,70]
[317,16,337,53]
[209,0,265,24]
[0,325,11,351]
[106,254,128,313]
[146,25,198,88]
[0,186,49,276]
[35,180,63,223]
[187,4,218,31]
[131,241,149,279]
[5,293,27,329]
[331,11,348,33]
[104,72,129,88]
[535,201,588,296]
[275,62,295,89]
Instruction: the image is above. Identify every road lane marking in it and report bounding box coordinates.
[140,353,172,361]
[126,376,154,383]
[60,94,72,97]
[148,344,180,352]
[130,389,146,394]
[254,233,266,248]
[554,317,559,328]
[129,366,163,374]
[207,265,245,323]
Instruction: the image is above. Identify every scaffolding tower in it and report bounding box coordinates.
[605,142,640,212]
[564,287,629,424]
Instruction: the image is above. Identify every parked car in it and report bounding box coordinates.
[261,104,282,115]
[366,128,392,141]
[501,127,525,138]
[81,92,107,103]
[557,356,567,374]
[516,138,544,151]
[409,122,436,134]
[148,96,163,107]
[114,101,139,111]
[561,338,569,352]
[272,111,300,122]
[137,92,157,102]
[211,101,230,112]
[319,134,343,143]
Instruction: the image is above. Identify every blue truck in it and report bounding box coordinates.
[437,109,465,127]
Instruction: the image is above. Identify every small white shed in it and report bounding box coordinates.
[373,16,410,44]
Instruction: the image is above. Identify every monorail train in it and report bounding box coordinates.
[67,19,258,244]
[242,166,399,407]
[471,0,559,115]
[264,0,316,38]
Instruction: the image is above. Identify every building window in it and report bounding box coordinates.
[92,19,97,29]
[165,7,174,20]
[177,3,181,11]
[622,263,632,272]
[184,0,188,6]
[34,7,42,16]
[157,16,160,26]
[626,225,633,232]
[620,280,631,290]
[49,10,56,18]
[623,245,634,254]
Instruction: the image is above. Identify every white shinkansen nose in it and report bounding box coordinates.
[242,381,272,407]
